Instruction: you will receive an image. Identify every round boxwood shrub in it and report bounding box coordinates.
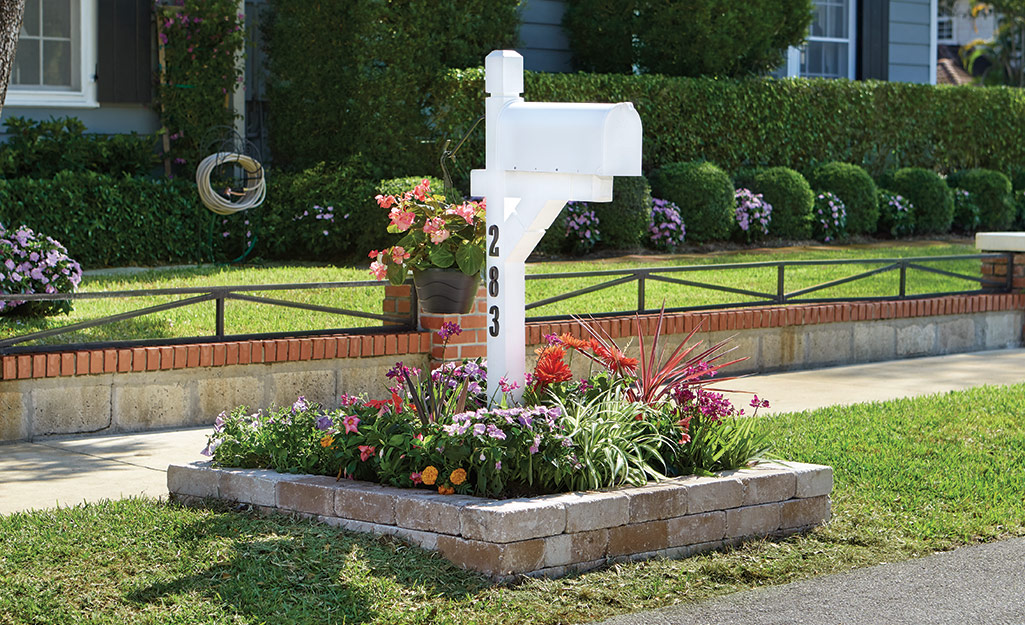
[590,176,651,250]
[0,224,82,317]
[743,167,814,240]
[953,168,1014,230]
[806,162,878,235]
[650,161,733,242]
[889,168,953,234]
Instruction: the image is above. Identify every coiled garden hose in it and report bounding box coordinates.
[195,152,266,215]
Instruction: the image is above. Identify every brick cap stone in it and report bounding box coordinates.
[460,497,567,543]
[977,232,1025,252]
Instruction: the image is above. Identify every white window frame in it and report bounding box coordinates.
[937,5,955,44]
[6,0,98,108]
[782,0,858,79]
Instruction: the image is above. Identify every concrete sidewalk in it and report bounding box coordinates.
[1,348,1024,517]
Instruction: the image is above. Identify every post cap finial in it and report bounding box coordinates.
[485,50,523,97]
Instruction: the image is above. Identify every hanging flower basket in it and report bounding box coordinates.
[413,268,480,315]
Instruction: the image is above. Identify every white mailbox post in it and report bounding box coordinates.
[470,50,643,403]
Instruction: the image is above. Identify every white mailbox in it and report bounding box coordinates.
[470,50,643,403]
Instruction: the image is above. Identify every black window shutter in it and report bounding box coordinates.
[858,0,890,80]
[97,0,152,103]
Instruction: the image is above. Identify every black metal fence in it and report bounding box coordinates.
[525,253,1012,322]
[0,280,415,354]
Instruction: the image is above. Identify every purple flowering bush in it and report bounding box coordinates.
[0,224,82,316]
[206,320,771,498]
[563,201,601,254]
[734,188,773,242]
[647,198,686,251]
[952,189,981,232]
[877,190,915,238]
[812,192,848,243]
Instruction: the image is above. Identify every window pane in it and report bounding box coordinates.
[21,0,40,37]
[801,41,848,78]
[43,0,71,38]
[809,0,848,39]
[42,39,71,86]
[13,39,40,85]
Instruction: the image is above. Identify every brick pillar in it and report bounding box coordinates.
[382,284,414,323]
[979,253,1025,293]
[418,286,488,367]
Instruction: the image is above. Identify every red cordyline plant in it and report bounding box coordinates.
[570,304,746,405]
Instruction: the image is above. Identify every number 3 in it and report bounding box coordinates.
[489,306,500,337]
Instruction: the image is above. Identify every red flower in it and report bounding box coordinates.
[533,346,573,387]
[590,339,638,375]
[358,445,376,462]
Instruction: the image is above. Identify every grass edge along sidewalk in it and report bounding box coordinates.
[2,382,1024,624]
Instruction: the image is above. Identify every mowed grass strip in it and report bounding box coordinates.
[2,382,1024,625]
[0,242,981,347]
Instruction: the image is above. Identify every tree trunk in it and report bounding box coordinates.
[0,0,27,114]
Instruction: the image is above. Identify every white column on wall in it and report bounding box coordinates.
[233,0,246,143]
[929,0,939,84]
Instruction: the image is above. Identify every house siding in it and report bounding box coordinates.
[517,0,572,73]
[889,0,935,84]
[0,104,159,138]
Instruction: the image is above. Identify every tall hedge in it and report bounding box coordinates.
[265,0,519,177]
[432,71,1025,184]
[563,0,812,78]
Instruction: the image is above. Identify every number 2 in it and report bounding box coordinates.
[488,225,500,257]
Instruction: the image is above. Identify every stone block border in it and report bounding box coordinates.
[168,460,832,580]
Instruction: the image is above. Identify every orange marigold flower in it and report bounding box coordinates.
[438,485,455,495]
[421,465,439,486]
[449,468,467,485]
[533,346,573,387]
[320,435,334,448]
[560,333,589,350]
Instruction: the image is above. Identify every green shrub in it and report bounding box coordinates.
[951,188,981,232]
[952,168,1015,230]
[889,168,953,234]
[650,162,733,242]
[590,176,651,249]
[432,70,1025,184]
[0,172,208,267]
[806,162,878,234]
[265,0,519,176]
[563,0,812,78]
[743,167,813,240]
[0,117,154,179]
[877,189,915,238]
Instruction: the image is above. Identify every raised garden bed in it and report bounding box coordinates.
[168,460,832,580]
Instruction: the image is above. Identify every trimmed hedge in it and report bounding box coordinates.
[0,117,154,179]
[952,169,1015,231]
[806,162,878,235]
[0,172,208,267]
[650,162,733,242]
[432,70,1025,184]
[742,167,814,240]
[889,168,954,234]
[592,176,652,249]
[265,0,519,177]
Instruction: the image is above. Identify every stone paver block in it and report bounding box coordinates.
[270,370,335,410]
[544,529,609,568]
[394,492,475,535]
[333,482,401,525]
[782,495,831,529]
[32,384,111,435]
[548,490,629,533]
[460,498,566,544]
[167,462,219,498]
[896,323,936,357]
[788,462,834,498]
[985,312,1021,349]
[936,317,976,353]
[853,323,897,363]
[320,516,440,551]
[436,535,545,576]
[667,511,726,547]
[219,468,298,507]
[805,325,852,366]
[761,327,806,370]
[607,520,669,557]
[277,475,339,516]
[623,482,688,523]
[726,502,782,538]
[738,465,797,506]
[197,375,264,421]
[0,390,27,441]
[114,382,189,430]
[683,475,744,514]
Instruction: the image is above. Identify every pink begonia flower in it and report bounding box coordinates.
[413,178,430,201]
[390,246,410,264]
[342,414,360,434]
[423,216,445,234]
[429,229,450,244]
[445,202,475,224]
[369,261,387,280]
[389,207,415,231]
[376,194,396,209]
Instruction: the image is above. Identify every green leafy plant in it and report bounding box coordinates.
[952,168,1014,230]
[0,117,154,179]
[650,161,734,242]
[743,167,814,240]
[890,168,954,234]
[812,191,848,243]
[952,189,981,233]
[877,189,915,238]
[367,179,486,285]
[806,162,878,235]
[0,224,82,317]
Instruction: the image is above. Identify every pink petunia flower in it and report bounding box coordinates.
[342,414,360,434]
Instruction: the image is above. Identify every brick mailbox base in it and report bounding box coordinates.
[168,460,832,581]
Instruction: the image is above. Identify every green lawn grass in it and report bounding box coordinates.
[0,242,984,347]
[3,383,1024,625]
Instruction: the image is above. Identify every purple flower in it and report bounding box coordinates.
[316,415,334,431]
[438,321,462,341]
[292,396,309,413]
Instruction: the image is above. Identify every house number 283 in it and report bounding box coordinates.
[488,225,500,337]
